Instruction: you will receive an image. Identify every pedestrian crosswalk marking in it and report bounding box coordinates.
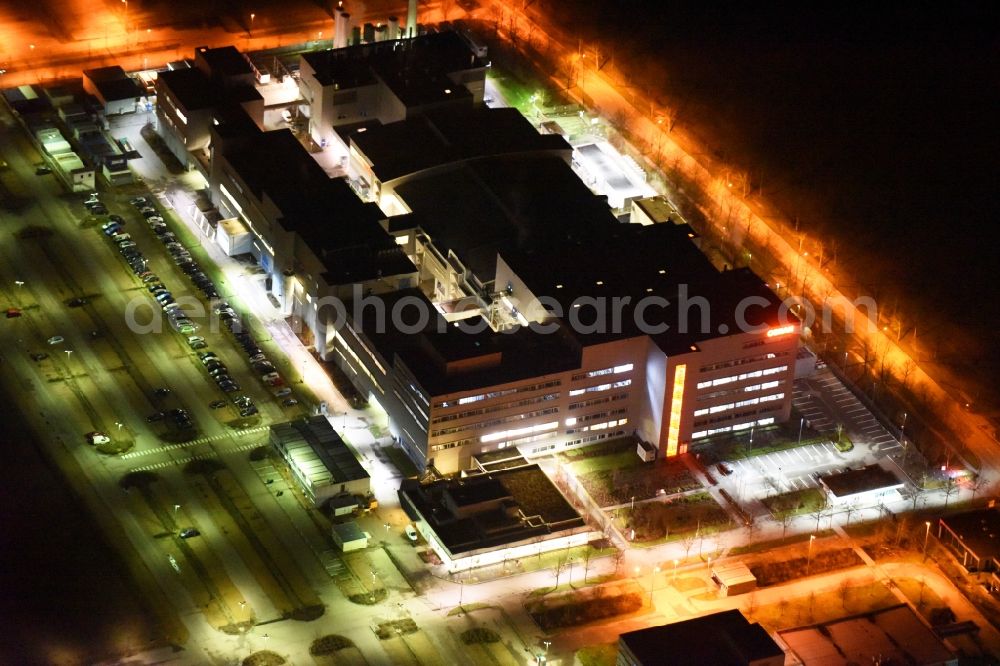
[120,426,268,459]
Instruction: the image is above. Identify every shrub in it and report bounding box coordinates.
[529,592,643,630]
[461,627,500,644]
[751,548,861,586]
[309,635,353,656]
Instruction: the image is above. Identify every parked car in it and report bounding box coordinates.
[209,400,228,409]
[6,308,22,318]
[146,412,165,422]
[717,462,733,476]
[30,352,48,361]
[154,387,171,397]
[281,398,299,407]
[179,528,200,538]
[274,387,292,398]
[86,431,110,445]
[67,297,88,307]
[405,524,419,542]
[129,196,149,207]
[35,165,52,175]
[47,335,64,345]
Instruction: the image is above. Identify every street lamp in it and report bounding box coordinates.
[649,565,660,605]
[14,280,24,288]
[115,421,124,431]
[672,558,679,580]
[173,504,181,520]
[797,417,805,446]
[923,521,931,559]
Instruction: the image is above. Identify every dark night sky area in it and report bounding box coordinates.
[551,0,1000,402]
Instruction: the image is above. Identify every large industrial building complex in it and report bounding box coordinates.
[148,29,799,476]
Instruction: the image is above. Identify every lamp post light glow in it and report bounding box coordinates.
[923,521,931,559]
[807,534,816,573]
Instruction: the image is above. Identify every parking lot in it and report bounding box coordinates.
[794,367,903,460]
[715,366,908,514]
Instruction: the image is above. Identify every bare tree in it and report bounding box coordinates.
[681,530,697,560]
[943,477,960,508]
[970,474,989,502]
[838,577,851,611]
[778,510,794,539]
[811,506,830,533]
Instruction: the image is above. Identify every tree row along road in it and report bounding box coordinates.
[488,0,996,479]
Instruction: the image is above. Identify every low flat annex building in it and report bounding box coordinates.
[817,464,904,506]
[270,415,370,505]
[779,604,956,666]
[937,507,1000,573]
[398,464,595,572]
[82,66,145,115]
[617,610,784,666]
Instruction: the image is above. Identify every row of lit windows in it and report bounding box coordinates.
[435,379,562,409]
[696,378,786,402]
[693,392,786,418]
[430,439,472,452]
[694,403,782,427]
[566,418,628,435]
[495,431,554,449]
[696,365,788,390]
[569,392,629,410]
[392,389,428,432]
[568,379,632,397]
[481,420,559,444]
[332,343,384,396]
[430,392,560,424]
[691,417,775,439]
[699,351,789,374]
[565,407,627,427]
[571,363,633,382]
[430,407,559,438]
